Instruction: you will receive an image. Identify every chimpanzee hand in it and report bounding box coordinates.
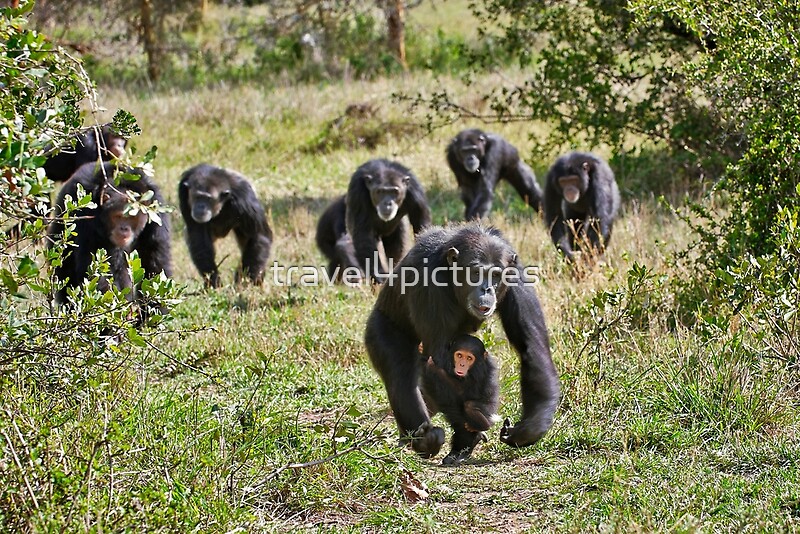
[411,422,445,459]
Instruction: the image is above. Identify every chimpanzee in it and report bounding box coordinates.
[179,164,273,287]
[420,334,500,465]
[543,151,620,261]
[446,128,543,220]
[43,124,127,182]
[48,162,172,306]
[7,124,128,239]
[364,223,560,459]
[315,159,431,281]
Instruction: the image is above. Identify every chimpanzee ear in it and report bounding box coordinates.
[220,189,231,199]
[101,192,111,205]
[582,161,591,172]
[403,175,411,185]
[510,253,517,265]
[446,247,459,265]
[363,174,374,186]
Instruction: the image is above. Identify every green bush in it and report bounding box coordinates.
[457,1,800,320]
[0,5,181,528]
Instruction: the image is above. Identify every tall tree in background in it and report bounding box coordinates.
[27,0,199,83]
[139,0,160,81]
[381,0,407,70]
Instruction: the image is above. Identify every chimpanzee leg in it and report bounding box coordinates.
[442,427,484,466]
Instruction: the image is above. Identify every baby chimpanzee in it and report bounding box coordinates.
[420,334,500,466]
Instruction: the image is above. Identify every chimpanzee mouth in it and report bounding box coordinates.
[192,212,213,224]
[470,303,496,317]
[377,206,398,222]
[563,188,581,204]
[464,155,481,173]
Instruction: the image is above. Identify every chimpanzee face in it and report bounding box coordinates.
[456,131,487,174]
[448,335,488,378]
[101,189,147,250]
[558,160,591,205]
[185,173,231,224]
[103,133,127,159]
[101,127,127,160]
[447,239,516,320]
[364,169,410,222]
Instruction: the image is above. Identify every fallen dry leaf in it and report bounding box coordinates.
[400,469,429,503]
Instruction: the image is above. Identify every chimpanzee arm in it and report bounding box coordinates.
[463,135,512,220]
[544,185,574,260]
[364,308,445,458]
[332,234,363,274]
[227,180,272,284]
[55,241,93,303]
[497,279,560,447]
[185,224,219,287]
[354,231,385,277]
[235,231,272,284]
[505,160,543,213]
[586,177,620,251]
[345,182,386,278]
[464,181,494,220]
[108,248,135,301]
[463,401,495,432]
[138,216,173,279]
[463,360,500,432]
[404,182,432,234]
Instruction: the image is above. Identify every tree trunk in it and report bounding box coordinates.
[384,0,407,71]
[140,0,160,82]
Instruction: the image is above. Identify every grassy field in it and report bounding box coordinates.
[3,31,798,527]
[20,68,785,533]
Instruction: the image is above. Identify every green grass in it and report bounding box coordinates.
[2,70,799,532]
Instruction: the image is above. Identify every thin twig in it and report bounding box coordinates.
[61,440,101,533]
[0,428,39,510]
[143,338,218,381]
[263,437,378,482]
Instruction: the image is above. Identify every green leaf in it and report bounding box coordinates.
[127,327,147,348]
[0,269,19,294]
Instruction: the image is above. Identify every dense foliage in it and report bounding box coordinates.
[1,4,179,528]
[463,1,799,321]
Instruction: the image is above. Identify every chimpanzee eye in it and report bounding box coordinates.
[488,268,502,287]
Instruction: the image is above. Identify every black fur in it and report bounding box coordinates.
[315,159,431,280]
[421,334,500,465]
[8,124,128,238]
[543,152,620,261]
[48,162,172,306]
[446,128,543,220]
[179,164,273,287]
[365,224,560,460]
[43,124,127,183]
